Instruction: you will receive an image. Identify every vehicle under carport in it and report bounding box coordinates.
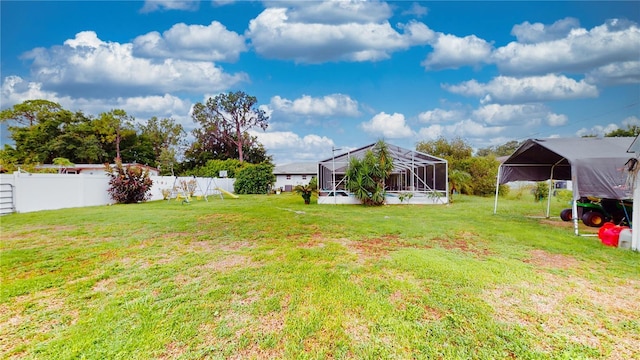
[494,137,636,235]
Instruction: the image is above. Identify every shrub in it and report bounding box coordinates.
[294,177,318,204]
[345,140,393,206]
[184,159,244,178]
[233,163,275,194]
[555,189,573,203]
[458,156,501,196]
[106,162,153,203]
[533,181,549,201]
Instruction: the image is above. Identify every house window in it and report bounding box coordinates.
[286,175,291,180]
[302,175,307,180]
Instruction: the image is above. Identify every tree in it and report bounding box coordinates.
[94,109,134,162]
[191,91,269,163]
[459,156,502,196]
[6,108,105,164]
[183,132,271,171]
[416,137,472,163]
[294,176,318,204]
[476,140,522,157]
[0,99,63,127]
[48,111,106,163]
[606,125,640,137]
[138,116,185,172]
[345,140,394,206]
[448,169,472,201]
[233,163,275,194]
[183,159,245,178]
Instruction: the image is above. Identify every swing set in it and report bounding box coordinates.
[168,176,238,204]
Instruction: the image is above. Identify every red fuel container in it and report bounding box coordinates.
[599,224,628,247]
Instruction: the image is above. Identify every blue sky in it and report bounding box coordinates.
[1,1,639,164]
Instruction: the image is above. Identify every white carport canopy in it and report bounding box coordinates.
[494,137,636,235]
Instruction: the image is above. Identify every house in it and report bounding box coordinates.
[273,162,317,192]
[35,163,160,176]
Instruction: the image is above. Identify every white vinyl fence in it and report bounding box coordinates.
[0,172,235,214]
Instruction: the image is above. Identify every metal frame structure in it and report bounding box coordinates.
[317,143,448,205]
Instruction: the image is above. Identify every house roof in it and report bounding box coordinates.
[318,143,447,174]
[499,137,636,199]
[35,163,159,173]
[274,162,318,175]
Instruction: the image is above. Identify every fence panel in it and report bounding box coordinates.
[0,173,236,213]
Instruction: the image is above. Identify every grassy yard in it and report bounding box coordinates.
[1,193,639,359]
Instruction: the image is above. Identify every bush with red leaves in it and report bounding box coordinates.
[106,162,153,204]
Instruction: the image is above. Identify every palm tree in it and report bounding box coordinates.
[346,140,394,206]
[294,176,318,204]
[449,169,472,202]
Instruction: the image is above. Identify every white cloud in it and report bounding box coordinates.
[443,74,598,104]
[576,116,640,137]
[402,3,428,17]
[269,94,360,117]
[421,33,493,70]
[246,7,432,63]
[360,112,414,138]
[132,21,247,62]
[473,103,567,127]
[21,31,247,98]
[140,0,199,13]
[444,119,506,137]
[623,116,640,127]
[493,19,640,74]
[546,113,568,127]
[417,124,443,140]
[1,76,193,129]
[280,0,392,25]
[585,61,640,85]
[418,120,504,140]
[415,103,567,145]
[1,76,61,107]
[511,17,580,44]
[250,130,335,164]
[576,124,619,137]
[418,108,465,123]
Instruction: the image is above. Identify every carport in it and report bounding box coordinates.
[493,137,636,235]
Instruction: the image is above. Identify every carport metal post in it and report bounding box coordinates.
[545,159,563,218]
[572,170,580,236]
[493,165,501,214]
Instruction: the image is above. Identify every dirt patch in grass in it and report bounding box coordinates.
[228,345,284,360]
[157,341,188,360]
[0,289,79,356]
[200,254,260,272]
[230,290,261,307]
[343,315,371,344]
[524,249,579,269]
[298,239,326,249]
[430,231,492,257]
[92,278,115,292]
[188,239,254,252]
[336,235,432,263]
[485,272,640,358]
[201,295,289,359]
[388,289,445,322]
[539,219,575,228]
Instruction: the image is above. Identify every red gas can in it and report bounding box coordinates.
[599,225,628,247]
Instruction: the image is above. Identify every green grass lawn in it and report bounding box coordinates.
[1,194,639,359]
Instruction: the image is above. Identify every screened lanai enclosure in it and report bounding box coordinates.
[317,143,448,205]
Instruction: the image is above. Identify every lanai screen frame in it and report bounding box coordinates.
[317,143,448,201]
